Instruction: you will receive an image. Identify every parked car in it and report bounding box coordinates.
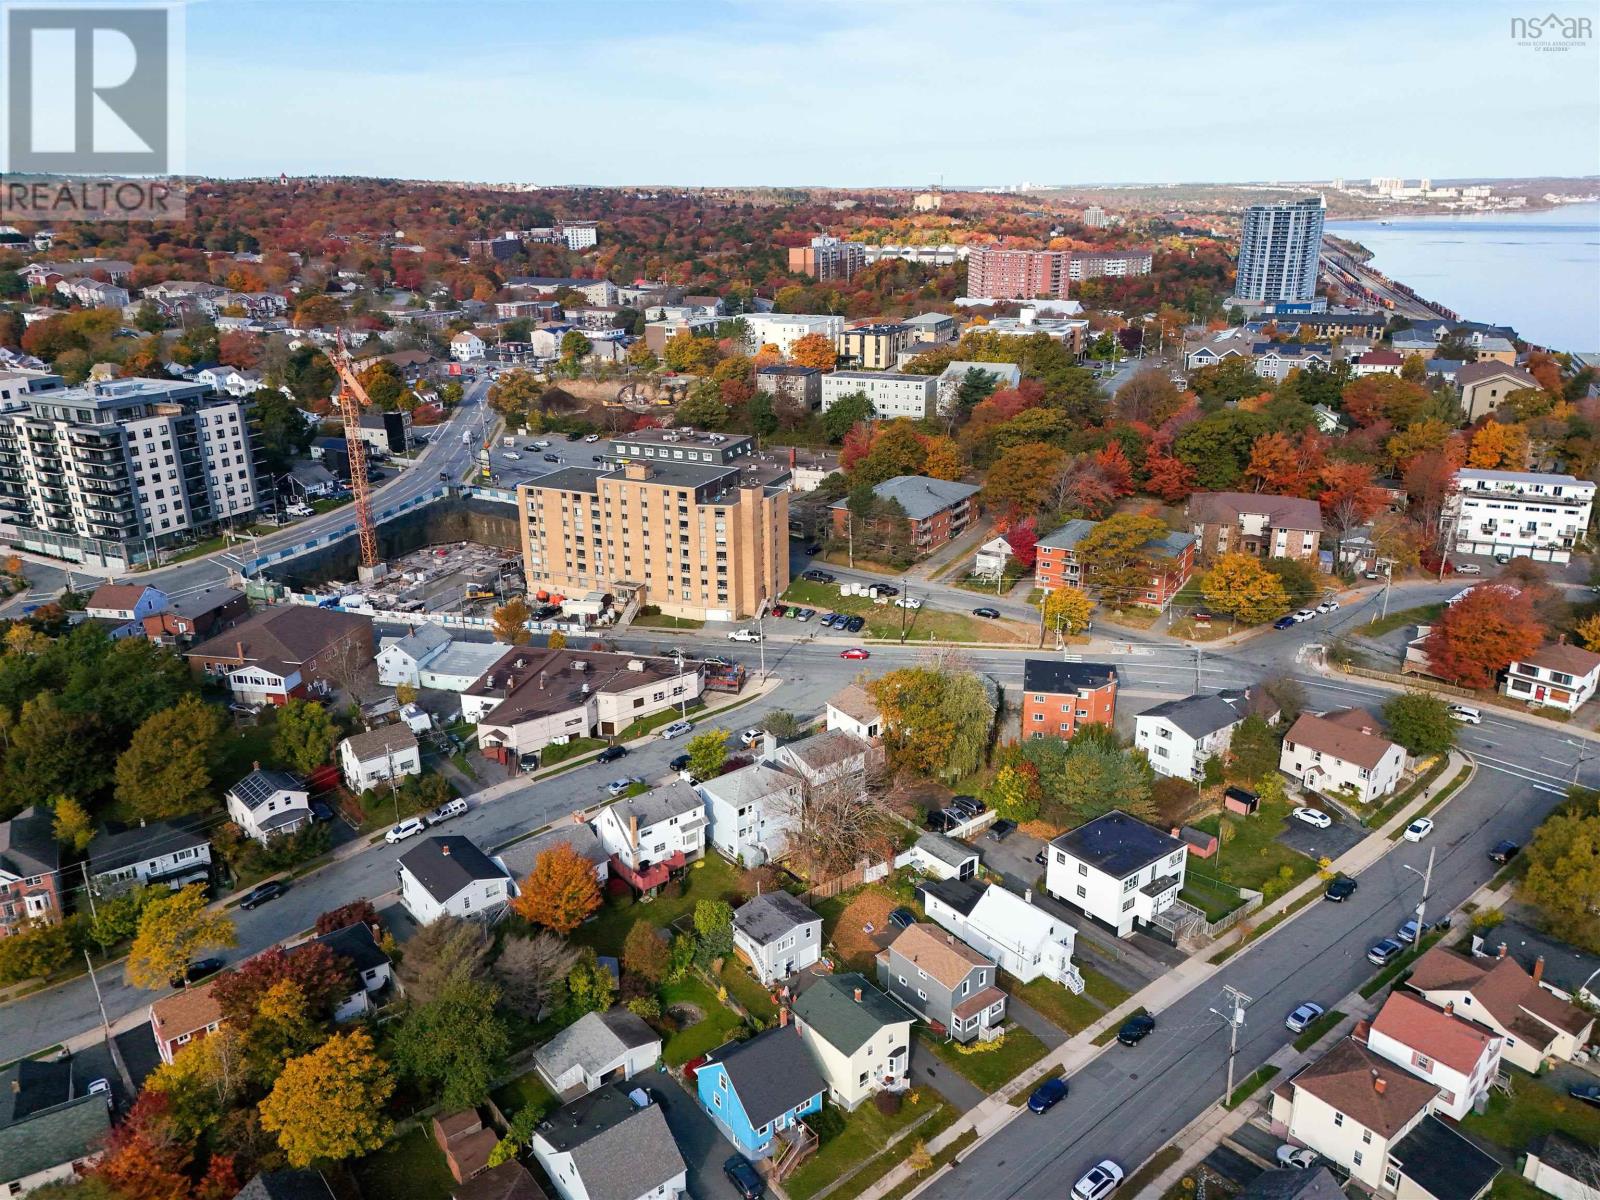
[1072,1160,1124,1200]
[669,754,692,773]
[840,647,870,660]
[502,451,521,460]
[844,615,866,633]
[728,629,762,642]
[1027,1076,1069,1114]
[987,819,1017,841]
[530,440,550,449]
[703,655,734,668]
[925,808,960,833]
[1455,563,1482,575]
[543,453,560,463]
[430,797,469,824]
[309,799,336,823]
[724,1156,767,1200]
[1117,1013,1156,1046]
[888,907,916,930]
[1273,616,1298,630]
[1368,938,1405,966]
[893,597,922,609]
[804,544,822,556]
[876,585,900,596]
[1034,849,1048,866]
[1403,817,1434,842]
[819,612,839,628]
[1284,1002,1325,1034]
[802,570,835,584]
[1276,1146,1318,1169]
[1488,839,1519,864]
[796,608,814,621]
[607,778,639,798]
[170,957,224,989]
[583,433,600,443]
[1494,553,1512,565]
[660,720,694,740]
[770,604,787,618]
[740,727,764,747]
[1396,918,1422,944]
[949,795,986,818]
[1569,1083,1600,1108]
[385,816,427,845]
[1363,570,1384,580]
[1324,876,1358,902]
[597,744,628,764]
[239,881,286,910]
[1292,806,1332,829]
[1315,600,1340,614]
[1292,608,1317,622]
[972,607,1001,619]
[1448,704,1482,724]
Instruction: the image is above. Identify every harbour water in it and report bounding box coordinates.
[1326,202,1600,353]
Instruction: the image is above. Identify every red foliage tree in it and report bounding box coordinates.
[1093,442,1134,498]
[1421,585,1545,689]
[210,944,352,1027]
[839,422,878,474]
[1317,462,1386,537]
[1143,453,1196,503]
[92,1092,193,1200]
[195,1155,242,1200]
[1005,519,1039,569]
[314,898,379,936]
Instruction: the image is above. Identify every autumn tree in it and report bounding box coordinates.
[1520,801,1600,953]
[1466,421,1530,471]
[693,899,735,962]
[980,442,1066,516]
[663,332,721,374]
[492,596,533,645]
[1042,585,1094,638]
[1114,370,1186,425]
[1318,462,1386,545]
[1386,419,1454,469]
[258,1028,395,1167]
[127,885,237,991]
[52,795,94,853]
[622,921,670,984]
[91,1091,193,1200]
[272,698,339,775]
[211,943,351,1026]
[1202,553,1290,624]
[566,949,617,1016]
[986,761,1042,823]
[547,630,568,650]
[1244,431,1324,495]
[788,332,837,371]
[1576,613,1600,652]
[392,979,509,1110]
[868,666,995,782]
[511,842,601,934]
[1074,513,1167,603]
[1381,692,1457,757]
[315,898,379,936]
[1143,453,1196,502]
[146,1027,246,1141]
[114,695,224,820]
[1341,374,1430,428]
[1055,740,1155,824]
[487,369,543,417]
[494,931,580,1019]
[1005,518,1038,569]
[780,774,899,880]
[1421,584,1544,689]
[686,728,730,780]
[399,914,493,1005]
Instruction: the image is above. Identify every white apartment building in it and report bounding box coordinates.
[1044,811,1187,938]
[740,313,845,358]
[1279,709,1406,804]
[1234,196,1326,304]
[1367,991,1501,1121]
[935,361,1020,415]
[1447,469,1595,564]
[561,222,598,250]
[820,371,938,420]
[450,330,486,361]
[1134,692,1250,781]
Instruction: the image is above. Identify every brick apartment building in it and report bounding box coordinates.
[966,247,1074,300]
[828,475,980,558]
[1020,660,1118,739]
[1036,518,1196,607]
[787,236,866,282]
[1186,492,1323,564]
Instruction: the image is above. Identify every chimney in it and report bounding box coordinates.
[1444,1002,1454,1015]
[1497,942,1508,959]
[1558,634,1567,645]
[1533,955,1545,983]
[853,987,862,1003]
[1353,1019,1371,1043]
[252,761,260,771]
[629,814,639,850]
[779,1007,789,1028]
[1024,888,1032,904]
[441,843,451,856]
[1374,1076,1387,1095]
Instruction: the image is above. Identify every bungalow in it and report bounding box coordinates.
[1500,641,1600,713]
[398,836,513,925]
[0,1060,112,1197]
[825,683,883,743]
[85,583,168,638]
[338,725,423,793]
[498,823,611,890]
[225,767,312,844]
[591,781,707,896]
[1133,691,1250,782]
[1366,991,1501,1120]
[696,1023,826,1161]
[297,922,392,1021]
[917,879,1082,990]
[530,1083,686,1200]
[899,831,979,881]
[1279,709,1406,804]
[149,979,223,1064]
[86,820,211,895]
[877,923,1006,1043]
[732,892,822,985]
[1472,918,1600,1007]
[0,806,61,938]
[791,973,913,1111]
[531,1009,661,1099]
[697,762,801,868]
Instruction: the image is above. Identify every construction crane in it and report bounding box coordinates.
[324,333,380,571]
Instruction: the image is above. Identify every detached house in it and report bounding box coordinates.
[792,974,913,1111]
[0,807,60,937]
[86,820,211,895]
[698,762,801,868]
[142,586,247,645]
[825,683,882,743]
[532,1008,661,1099]
[696,1023,826,1161]
[732,891,822,985]
[185,606,374,706]
[85,583,168,638]
[225,768,312,844]
[297,922,393,1022]
[877,923,1006,1043]
[1280,708,1406,804]
[0,1060,113,1197]
[1044,810,1187,938]
[530,1083,686,1200]
[1366,990,1501,1120]
[590,781,706,896]
[775,729,876,795]
[918,879,1082,990]
[149,979,224,1065]
[339,725,423,793]
[398,836,513,925]
[1454,362,1539,422]
[1500,641,1600,713]
[1134,691,1251,781]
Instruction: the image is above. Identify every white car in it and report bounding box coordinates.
[502,451,521,460]
[1292,806,1332,830]
[1072,1160,1125,1200]
[1448,704,1482,725]
[1276,1146,1318,1169]
[531,440,550,449]
[893,597,923,609]
[740,727,764,747]
[660,720,694,740]
[583,433,600,443]
[1315,600,1340,614]
[1291,608,1317,622]
[1284,1002,1325,1034]
[607,778,638,797]
[1404,817,1435,842]
[385,816,427,844]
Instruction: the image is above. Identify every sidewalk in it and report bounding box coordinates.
[856,748,1475,1200]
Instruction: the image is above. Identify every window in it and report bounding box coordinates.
[916,989,926,1001]
[1353,1151,1363,1167]
[1075,886,1086,899]
[1384,1165,1401,1189]
[1412,1052,1432,1071]
[1333,1113,1343,1127]
[1122,897,1135,912]
[1362,1129,1372,1145]
[1077,863,1087,876]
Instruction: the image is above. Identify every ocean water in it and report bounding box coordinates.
[1325,202,1600,353]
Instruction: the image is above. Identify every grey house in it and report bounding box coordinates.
[732,892,822,985]
[532,1008,661,1099]
[876,922,1005,1043]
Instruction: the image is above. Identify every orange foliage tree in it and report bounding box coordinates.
[511,843,602,934]
[788,333,838,371]
[1421,585,1544,689]
[1466,421,1530,470]
[1245,431,1326,496]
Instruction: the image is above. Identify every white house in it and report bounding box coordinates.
[1043,811,1187,938]
[791,973,913,1111]
[732,891,822,985]
[1366,991,1501,1121]
[739,312,844,358]
[225,768,311,843]
[1521,1133,1600,1200]
[529,1084,686,1200]
[1501,641,1600,713]
[86,821,211,895]
[397,836,513,925]
[697,761,801,867]
[1133,692,1249,781]
[825,683,882,743]
[450,330,486,361]
[298,922,392,1022]
[532,1008,662,1098]
[1448,469,1595,564]
[972,536,1013,579]
[338,725,422,793]
[1279,709,1406,804]
[590,780,707,895]
[376,625,454,687]
[918,879,1082,990]
[85,583,168,638]
[899,831,979,881]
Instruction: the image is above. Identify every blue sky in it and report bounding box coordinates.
[184,0,1600,184]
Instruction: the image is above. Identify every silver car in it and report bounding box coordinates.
[1285,1002,1325,1034]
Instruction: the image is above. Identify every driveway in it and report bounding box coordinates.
[659,1072,742,1200]
[1277,810,1366,860]
[907,1037,987,1113]
[976,829,1047,893]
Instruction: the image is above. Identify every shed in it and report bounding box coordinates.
[1174,825,1218,858]
[1223,786,1259,816]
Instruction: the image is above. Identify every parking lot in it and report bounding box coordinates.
[1276,807,1366,860]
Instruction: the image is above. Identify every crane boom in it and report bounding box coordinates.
[325,335,379,569]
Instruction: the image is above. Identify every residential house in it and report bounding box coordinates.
[0,1060,112,1197]
[1365,990,1501,1121]
[1020,659,1118,740]
[0,807,60,937]
[1187,492,1324,564]
[972,535,1012,580]
[1134,691,1251,781]
[1034,518,1196,607]
[149,979,224,1065]
[827,476,980,557]
[530,1082,686,1200]
[499,823,611,890]
[696,1023,826,1161]
[451,1161,549,1200]
[918,878,1082,989]
[1280,708,1406,804]
[733,892,822,984]
[1472,918,1600,1007]
[1392,330,1439,359]
[1447,469,1595,564]
[377,625,508,693]
[397,836,513,925]
[532,1009,661,1099]
[1311,404,1345,434]
[1389,1114,1502,1200]
[775,728,876,796]
[297,922,392,1021]
[86,820,211,895]
[1406,944,1594,1073]
[590,781,707,896]
[755,365,822,411]
[1454,363,1539,421]
[142,586,248,645]
[1520,1133,1600,1200]
[791,974,913,1110]
[376,624,454,687]
[1185,327,1255,371]
[338,725,422,793]
[433,1109,498,1184]
[900,831,979,881]
[225,768,312,843]
[85,583,168,638]
[1352,349,1404,377]
[1044,811,1187,938]
[699,761,801,868]
[451,330,486,361]
[876,922,1006,1042]
[1500,641,1600,712]
[1252,342,1331,382]
[825,683,882,743]
[232,1169,340,1200]
[185,606,375,706]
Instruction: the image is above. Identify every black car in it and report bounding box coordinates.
[1570,1082,1600,1108]
[1027,1076,1069,1114]
[1324,876,1358,902]
[1034,849,1048,866]
[888,907,917,930]
[543,453,560,463]
[949,795,986,818]
[169,957,224,989]
[1118,1013,1157,1046]
[987,818,1017,841]
[925,808,960,833]
[724,1155,767,1199]
[238,881,286,910]
[1488,840,1519,864]
[972,607,1001,619]
[668,753,692,773]
[844,615,866,633]
[596,744,627,764]
[802,569,836,584]
[804,544,822,556]
[310,799,335,823]
[877,585,900,596]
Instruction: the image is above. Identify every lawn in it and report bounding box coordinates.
[661,975,744,1066]
[1003,973,1104,1035]
[785,1093,950,1200]
[1225,1064,1280,1109]
[915,1025,1048,1092]
[352,1126,458,1200]
[213,710,285,785]
[1292,1008,1346,1052]
[632,610,707,630]
[1179,873,1246,923]
[491,1068,555,1122]
[1360,930,1446,1000]
[1192,799,1318,897]
[719,960,779,1021]
[1364,602,1445,637]
[572,853,745,959]
[615,700,707,742]
[779,578,1033,644]
[1462,1073,1600,1152]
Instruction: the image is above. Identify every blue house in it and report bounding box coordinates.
[696,1024,826,1160]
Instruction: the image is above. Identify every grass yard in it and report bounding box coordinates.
[1225,1064,1280,1109]
[213,711,285,786]
[915,1025,1048,1092]
[719,960,779,1021]
[1003,973,1104,1036]
[539,736,607,765]
[491,1069,555,1122]
[1364,602,1446,637]
[661,975,745,1066]
[1292,1009,1347,1052]
[1179,873,1246,922]
[816,886,899,973]
[1080,965,1133,1010]
[352,1126,457,1200]
[632,611,706,629]
[572,853,745,959]
[1462,1073,1600,1152]
[785,1092,948,1200]
[779,579,1033,644]
[1193,799,1318,897]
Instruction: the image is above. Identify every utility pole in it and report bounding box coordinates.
[1403,846,1436,934]
[1210,985,1253,1108]
[83,948,113,1044]
[1195,646,1203,692]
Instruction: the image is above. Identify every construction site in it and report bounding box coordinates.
[313,541,524,617]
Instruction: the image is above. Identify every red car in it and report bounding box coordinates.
[840,647,870,659]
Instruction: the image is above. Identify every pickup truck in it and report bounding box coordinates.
[727,629,762,643]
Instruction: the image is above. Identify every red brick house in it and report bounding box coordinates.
[828,476,981,558]
[184,606,374,705]
[1035,518,1197,607]
[143,585,249,646]
[0,806,61,938]
[1020,660,1118,739]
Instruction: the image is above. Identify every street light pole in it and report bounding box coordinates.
[1403,846,1436,934]
[1210,985,1252,1108]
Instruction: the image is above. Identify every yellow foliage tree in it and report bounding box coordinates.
[1466,421,1530,471]
[258,1028,394,1167]
[126,884,236,991]
[920,436,963,482]
[546,630,567,650]
[1041,586,1094,637]
[1576,613,1600,652]
[1201,553,1290,625]
[51,796,94,853]
[788,333,838,371]
[492,597,532,645]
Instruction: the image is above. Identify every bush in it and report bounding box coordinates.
[873,1090,902,1116]
[626,995,662,1021]
[215,820,332,879]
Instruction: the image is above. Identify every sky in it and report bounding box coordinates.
[180,0,1600,185]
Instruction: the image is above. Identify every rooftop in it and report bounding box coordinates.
[0,804,57,878]
[733,891,818,944]
[607,779,704,831]
[918,876,985,918]
[1187,490,1323,531]
[1136,693,1247,739]
[1021,659,1118,694]
[1475,917,1600,999]
[465,647,686,729]
[1289,1036,1437,1138]
[186,605,371,668]
[1370,990,1497,1075]
[535,1084,684,1200]
[1283,709,1397,771]
[1052,811,1183,878]
[705,1025,825,1128]
[399,836,509,903]
[914,831,978,870]
[827,475,980,521]
[792,973,910,1057]
[885,923,992,989]
[1389,1114,1500,1200]
[150,978,223,1039]
[87,819,209,876]
[1409,945,1592,1042]
[826,682,880,726]
[227,768,305,811]
[1516,641,1600,678]
[342,724,419,763]
[533,1008,659,1082]
[233,1171,339,1200]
